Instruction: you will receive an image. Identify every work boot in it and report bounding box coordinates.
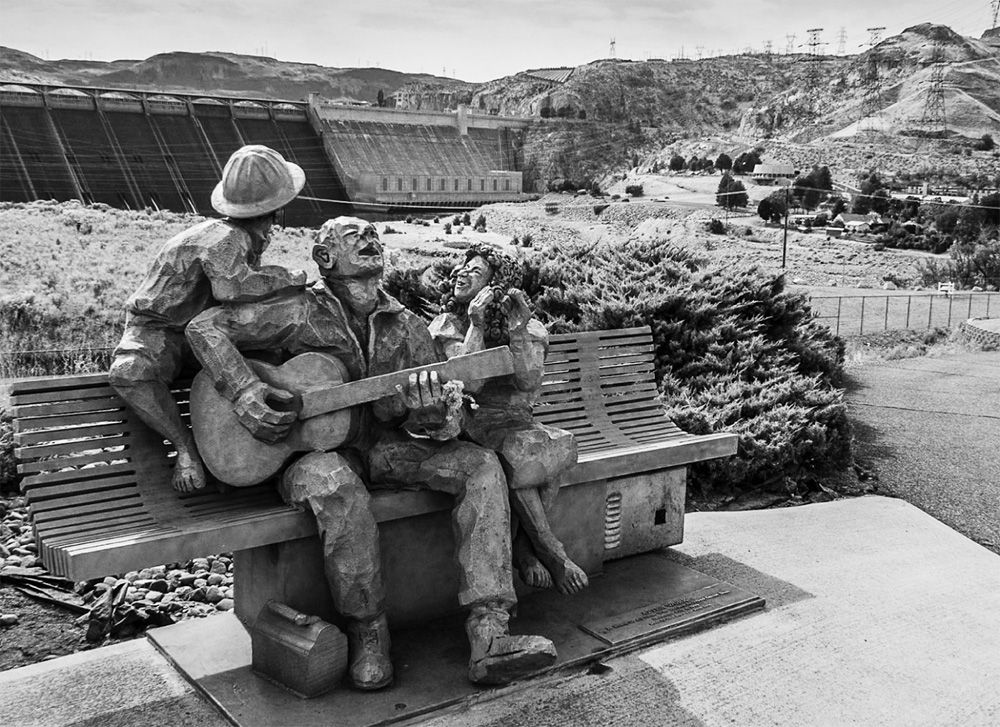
[465,604,557,685]
[347,614,393,690]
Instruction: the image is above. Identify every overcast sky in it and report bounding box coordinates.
[1,0,995,82]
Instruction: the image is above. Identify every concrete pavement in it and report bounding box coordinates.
[2,496,998,727]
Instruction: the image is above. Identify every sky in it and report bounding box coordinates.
[1,0,996,83]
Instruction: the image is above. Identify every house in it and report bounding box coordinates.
[750,163,796,184]
[833,212,886,234]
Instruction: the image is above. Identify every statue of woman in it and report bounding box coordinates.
[429,244,588,595]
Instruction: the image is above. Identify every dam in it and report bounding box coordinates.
[0,83,533,227]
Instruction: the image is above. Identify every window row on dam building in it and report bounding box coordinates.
[357,170,524,204]
[380,174,517,194]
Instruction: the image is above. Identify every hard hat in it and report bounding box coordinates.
[211,145,306,218]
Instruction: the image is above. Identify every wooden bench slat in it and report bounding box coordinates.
[16,433,133,460]
[32,494,146,523]
[548,327,652,345]
[10,373,110,394]
[21,461,141,489]
[12,386,122,407]
[15,421,135,447]
[27,480,140,512]
[18,448,133,475]
[41,514,159,541]
[13,399,126,422]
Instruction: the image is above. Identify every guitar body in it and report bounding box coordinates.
[191,346,515,488]
[191,352,355,487]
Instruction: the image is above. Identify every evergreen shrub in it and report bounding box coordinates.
[386,240,850,499]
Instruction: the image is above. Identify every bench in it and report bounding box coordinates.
[12,326,737,626]
[938,282,956,295]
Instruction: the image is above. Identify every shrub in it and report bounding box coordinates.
[510,241,850,500]
[708,218,725,234]
[625,184,644,197]
[462,212,471,226]
[474,214,487,232]
[0,408,15,495]
[443,223,452,234]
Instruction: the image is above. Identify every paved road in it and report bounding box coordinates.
[844,350,1000,554]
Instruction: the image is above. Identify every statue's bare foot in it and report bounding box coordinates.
[544,556,589,595]
[172,452,206,493]
[517,552,553,589]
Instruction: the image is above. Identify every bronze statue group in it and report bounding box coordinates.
[109,145,587,689]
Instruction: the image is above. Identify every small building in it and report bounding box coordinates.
[750,163,795,184]
[834,212,886,234]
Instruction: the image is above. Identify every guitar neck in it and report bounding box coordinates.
[298,347,514,420]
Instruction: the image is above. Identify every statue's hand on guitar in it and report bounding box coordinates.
[233,381,297,443]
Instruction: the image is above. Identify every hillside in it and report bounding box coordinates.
[0,47,470,104]
[2,23,998,189]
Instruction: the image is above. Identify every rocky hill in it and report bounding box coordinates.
[0,47,469,104]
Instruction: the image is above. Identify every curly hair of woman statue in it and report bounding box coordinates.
[440,244,523,345]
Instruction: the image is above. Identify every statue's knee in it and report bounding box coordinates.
[108,353,158,390]
[284,452,367,505]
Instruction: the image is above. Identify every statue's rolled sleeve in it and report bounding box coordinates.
[186,295,308,402]
[203,235,302,303]
[508,320,548,393]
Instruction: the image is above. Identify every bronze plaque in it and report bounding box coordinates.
[580,582,762,646]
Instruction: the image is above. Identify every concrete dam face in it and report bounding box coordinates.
[0,85,531,227]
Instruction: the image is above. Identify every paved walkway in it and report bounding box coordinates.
[845,349,1000,553]
[2,497,997,727]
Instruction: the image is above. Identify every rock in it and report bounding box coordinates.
[173,586,194,600]
[1,614,19,627]
[148,579,170,593]
[215,599,234,612]
[190,558,210,572]
[193,578,208,589]
[209,560,228,575]
[124,571,140,582]
[206,573,225,586]
[144,590,164,603]
[205,586,224,604]
[178,574,198,587]
[137,568,154,580]
[19,555,39,568]
[882,281,897,290]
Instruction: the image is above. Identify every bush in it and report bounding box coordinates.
[513,241,849,500]
[0,408,16,495]
[462,212,471,226]
[474,214,487,232]
[708,218,725,234]
[443,223,452,234]
[625,184,644,197]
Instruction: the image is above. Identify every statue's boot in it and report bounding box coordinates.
[466,605,557,685]
[347,614,393,690]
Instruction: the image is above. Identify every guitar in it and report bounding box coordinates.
[190,347,514,487]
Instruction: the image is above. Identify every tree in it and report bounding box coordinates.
[669,154,686,171]
[715,153,732,172]
[793,176,822,210]
[763,189,789,222]
[852,173,884,214]
[757,197,774,221]
[732,148,763,174]
[687,155,700,171]
[377,89,385,107]
[716,173,748,209]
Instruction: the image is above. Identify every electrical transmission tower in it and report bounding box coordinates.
[916,43,948,141]
[786,33,796,54]
[764,40,773,57]
[859,27,886,139]
[992,1,1000,30]
[804,28,824,111]
[837,27,847,55]
[609,38,616,58]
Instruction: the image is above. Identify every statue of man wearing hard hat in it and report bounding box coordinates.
[109,145,307,493]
